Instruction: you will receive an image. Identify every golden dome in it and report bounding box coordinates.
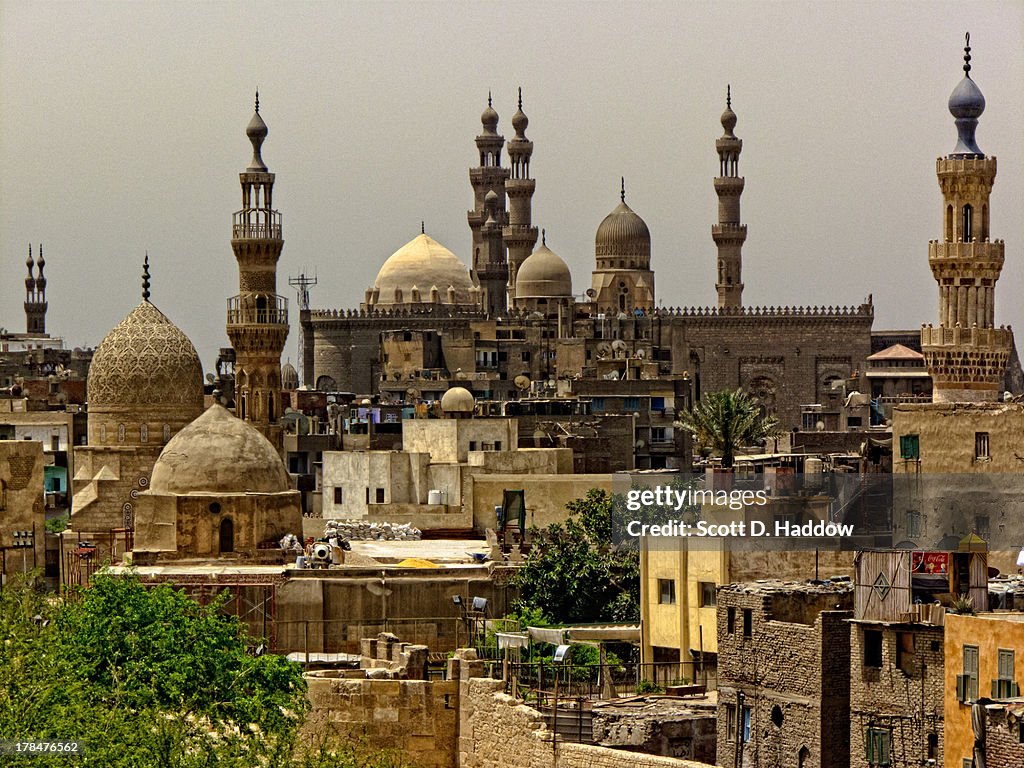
[595,201,651,261]
[87,300,204,411]
[440,386,475,414]
[516,243,572,298]
[149,404,290,495]
[369,234,476,309]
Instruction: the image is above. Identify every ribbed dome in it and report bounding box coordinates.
[516,244,572,298]
[441,386,475,414]
[150,404,290,494]
[281,362,299,390]
[87,300,204,411]
[369,234,476,308]
[595,201,651,260]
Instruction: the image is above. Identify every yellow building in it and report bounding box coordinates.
[944,612,1024,768]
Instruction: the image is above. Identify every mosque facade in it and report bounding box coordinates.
[301,93,875,431]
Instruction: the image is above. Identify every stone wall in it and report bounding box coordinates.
[459,676,713,768]
[848,622,944,768]
[982,704,1024,767]
[303,675,460,768]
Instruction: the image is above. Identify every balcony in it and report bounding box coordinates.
[226,294,288,326]
[232,208,282,240]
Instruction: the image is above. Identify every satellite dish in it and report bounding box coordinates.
[611,340,628,358]
[514,375,532,391]
[815,421,825,432]
[636,348,646,359]
[596,342,612,359]
[585,288,597,299]
[206,373,216,383]
[635,439,646,449]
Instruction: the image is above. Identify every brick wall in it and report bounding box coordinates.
[848,623,944,768]
[715,583,853,768]
[983,705,1024,767]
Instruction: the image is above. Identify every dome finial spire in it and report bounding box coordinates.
[142,252,151,301]
[421,220,425,235]
[727,84,731,109]
[488,90,492,108]
[518,86,522,110]
[963,32,971,76]
[620,177,626,203]
[542,228,546,247]
[255,89,260,113]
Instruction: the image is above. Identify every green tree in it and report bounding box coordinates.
[0,573,405,768]
[513,488,639,624]
[675,387,781,468]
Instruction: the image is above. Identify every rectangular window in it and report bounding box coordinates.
[963,645,979,701]
[726,704,736,739]
[469,441,478,451]
[727,607,736,634]
[994,648,1019,698]
[658,579,676,605]
[975,432,990,460]
[906,509,921,538]
[624,397,641,412]
[650,397,665,412]
[963,760,974,768]
[333,487,343,505]
[741,706,751,743]
[375,487,385,504]
[896,632,915,674]
[700,582,717,608]
[899,434,920,460]
[742,608,752,638]
[494,441,502,451]
[866,727,892,767]
[591,398,605,414]
[864,629,883,668]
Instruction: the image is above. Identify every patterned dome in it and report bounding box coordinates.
[150,404,290,495]
[88,300,204,411]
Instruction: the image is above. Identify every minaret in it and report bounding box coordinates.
[713,86,746,309]
[504,88,539,305]
[922,35,1010,403]
[24,244,48,336]
[468,93,510,316]
[226,93,289,447]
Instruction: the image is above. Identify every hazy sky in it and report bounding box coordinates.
[2,1,1022,375]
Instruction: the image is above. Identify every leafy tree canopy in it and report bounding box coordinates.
[0,573,403,768]
[512,488,639,625]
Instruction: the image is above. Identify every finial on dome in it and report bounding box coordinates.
[488,90,492,108]
[36,244,45,275]
[142,252,151,301]
[727,84,731,109]
[421,220,425,235]
[26,243,34,275]
[246,92,269,171]
[948,32,986,156]
[518,86,522,110]
[620,177,626,203]
[255,89,260,113]
[963,32,971,75]
[542,228,546,247]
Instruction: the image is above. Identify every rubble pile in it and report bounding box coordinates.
[323,520,422,541]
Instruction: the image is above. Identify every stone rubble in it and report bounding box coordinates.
[323,520,422,541]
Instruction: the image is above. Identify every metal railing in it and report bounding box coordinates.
[226,294,289,326]
[503,660,716,703]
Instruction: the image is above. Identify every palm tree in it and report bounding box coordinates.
[675,388,781,468]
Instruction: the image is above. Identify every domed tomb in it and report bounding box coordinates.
[515,243,573,299]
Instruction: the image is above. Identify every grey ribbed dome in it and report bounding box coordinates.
[595,201,651,260]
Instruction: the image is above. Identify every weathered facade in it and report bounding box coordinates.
[715,580,854,768]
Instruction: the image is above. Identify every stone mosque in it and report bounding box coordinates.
[301,87,877,431]
[67,103,301,564]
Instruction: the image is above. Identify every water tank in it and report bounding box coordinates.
[805,457,823,476]
[428,489,443,505]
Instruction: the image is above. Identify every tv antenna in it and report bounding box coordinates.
[288,272,318,385]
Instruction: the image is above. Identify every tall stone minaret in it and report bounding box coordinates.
[921,35,1010,403]
[468,93,510,316]
[24,244,48,336]
[226,93,289,447]
[504,88,539,305]
[713,86,746,309]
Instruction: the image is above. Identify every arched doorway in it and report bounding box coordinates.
[219,517,234,553]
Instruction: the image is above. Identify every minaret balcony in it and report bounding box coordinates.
[232,209,282,240]
[227,294,289,327]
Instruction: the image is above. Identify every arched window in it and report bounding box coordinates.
[117,423,126,443]
[962,204,973,242]
[946,205,953,241]
[981,204,989,241]
[219,517,234,553]
[140,424,148,443]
